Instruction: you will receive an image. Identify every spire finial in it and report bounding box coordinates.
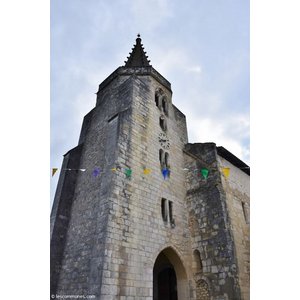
[136,33,141,45]
[124,35,151,67]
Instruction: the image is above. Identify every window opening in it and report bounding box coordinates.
[160,199,175,227]
[162,97,168,115]
[165,152,170,168]
[161,198,168,222]
[159,149,165,169]
[242,202,250,224]
[155,93,160,107]
[193,249,203,272]
[169,201,174,226]
[159,116,167,131]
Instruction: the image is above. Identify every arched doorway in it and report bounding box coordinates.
[156,264,177,300]
[153,247,188,300]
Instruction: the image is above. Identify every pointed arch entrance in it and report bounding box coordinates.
[153,247,188,300]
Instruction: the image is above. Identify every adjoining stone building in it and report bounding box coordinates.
[51,35,250,300]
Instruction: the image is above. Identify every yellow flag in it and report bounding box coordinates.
[143,168,151,175]
[111,168,117,172]
[222,167,230,179]
[52,168,58,177]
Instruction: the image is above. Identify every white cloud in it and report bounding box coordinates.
[152,47,203,78]
[186,113,250,164]
[186,66,202,73]
[50,0,250,205]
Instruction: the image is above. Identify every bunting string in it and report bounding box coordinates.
[51,164,248,181]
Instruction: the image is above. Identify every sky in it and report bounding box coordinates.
[51,0,249,204]
[3,1,300,298]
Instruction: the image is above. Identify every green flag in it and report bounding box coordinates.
[125,168,132,178]
[201,168,209,179]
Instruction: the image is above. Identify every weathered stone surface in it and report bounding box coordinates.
[51,39,249,300]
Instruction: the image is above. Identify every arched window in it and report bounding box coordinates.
[161,198,168,222]
[159,149,165,168]
[193,249,203,273]
[169,201,174,225]
[196,279,210,300]
[165,152,170,168]
[155,92,160,108]
[162,96,168,115]
[159,115,167,131]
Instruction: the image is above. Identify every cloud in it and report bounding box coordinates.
[50,0,250,206]
[130,0,174,31]
[151,47,203,78]
[186,113,250,164]
[186,66,202,73]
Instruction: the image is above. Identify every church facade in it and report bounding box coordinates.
[51,36,250,300]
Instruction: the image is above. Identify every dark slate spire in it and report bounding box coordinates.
[124,34,151,67]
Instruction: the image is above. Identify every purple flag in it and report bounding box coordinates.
[92,167,100,177]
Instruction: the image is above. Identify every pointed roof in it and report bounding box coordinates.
[124,34,151,67]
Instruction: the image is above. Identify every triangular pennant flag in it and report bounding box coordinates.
[222,167,230,179]
[79,169,86,172]
[143,168,151,175]
[162,168,169,179]
[92,167,100,177]
[52,168,58,177]
[201,168,209,179]
[125,168,132,178]
[111,168,117,172]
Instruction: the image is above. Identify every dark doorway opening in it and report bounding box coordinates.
[153,251,178,300]
[157,266,178,300]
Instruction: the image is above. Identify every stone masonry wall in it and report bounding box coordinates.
[52,66,249,300]
[54,75,133,297]
[50,144,83,295]
[96,74,195,300]
[184,143,242,300]
[217,156,250,300]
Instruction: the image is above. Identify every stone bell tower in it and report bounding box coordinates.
[51,35,248,300]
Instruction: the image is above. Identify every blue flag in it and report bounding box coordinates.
[162,168,169,179]
[92,167,100,177]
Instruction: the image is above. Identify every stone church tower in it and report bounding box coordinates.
[51,35,250,300]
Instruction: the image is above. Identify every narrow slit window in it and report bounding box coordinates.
[159,116,167,131]
[155,93,160,107]
[242,202,250,224]
[162,97,168,115]
[159,149,165,168]
[165,152,170,168]
[161,198,168,222]
[169,201,174,225]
